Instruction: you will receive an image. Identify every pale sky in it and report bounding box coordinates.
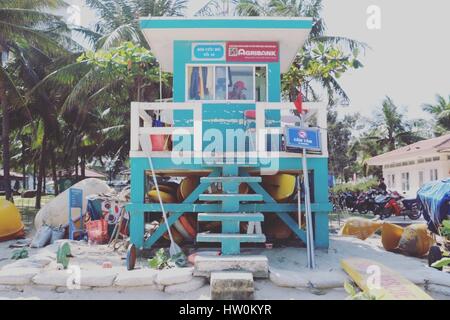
[66,0,450,120]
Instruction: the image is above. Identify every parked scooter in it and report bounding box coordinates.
[354,189,379,214]
[374,191,421,220]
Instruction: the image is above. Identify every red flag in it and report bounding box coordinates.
[294,92,303,113]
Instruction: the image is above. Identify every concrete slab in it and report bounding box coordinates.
[155,267,193,286]
[164,277,206,293]
[194,255,268,278]
[114,269,158,287]
[79,269,118,287]
[0,268,41,285]
[210,272,254,300]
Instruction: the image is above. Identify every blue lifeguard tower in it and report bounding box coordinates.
[128,17,331,256]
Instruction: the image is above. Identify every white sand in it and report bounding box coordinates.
[1,235,449,300]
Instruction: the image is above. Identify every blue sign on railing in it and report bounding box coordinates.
[69,188,83,209]
[192,43,225,61]
[285,126,321,151]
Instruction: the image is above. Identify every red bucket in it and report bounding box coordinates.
[150,135,168,151]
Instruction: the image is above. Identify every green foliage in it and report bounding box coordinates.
[423,95,450,136]
[331,178,378,194]
[148,248,187,269]
[148,248,170,269]
[283,44,363,104]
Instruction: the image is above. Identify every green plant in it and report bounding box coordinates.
[344,281,378,300]
[148,249,187,269]
[331,179,378,194]
[440,220,450,238]
[148,248,170,269]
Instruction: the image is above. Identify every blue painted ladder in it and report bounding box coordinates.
[196,167,266,255]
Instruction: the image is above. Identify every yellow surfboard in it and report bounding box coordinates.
[341,258,433,300]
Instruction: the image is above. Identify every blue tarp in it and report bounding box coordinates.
[417,178,450,233]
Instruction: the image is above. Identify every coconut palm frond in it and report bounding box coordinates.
[313,36,369,52]
[97,23,141,50]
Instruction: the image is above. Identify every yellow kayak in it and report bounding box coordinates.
[262,174,296,202]
[147,189,177,203]
[0,200,25,242]
[178,176,200,201]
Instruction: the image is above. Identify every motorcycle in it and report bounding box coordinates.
[354,189,379,214]
[339,191,357,212]
[374,191,421,220]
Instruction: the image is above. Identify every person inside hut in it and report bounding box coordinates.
[228,80,247,100]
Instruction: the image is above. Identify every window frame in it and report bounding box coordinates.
[185,63,269,103]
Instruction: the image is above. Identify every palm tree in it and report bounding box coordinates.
[85,0,187,49]
[0,0,68,201]
[423,94,450,136]
[371,96,424,151]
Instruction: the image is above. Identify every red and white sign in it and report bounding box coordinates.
[226,42,279,63]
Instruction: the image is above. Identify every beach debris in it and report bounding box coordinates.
[102,261,113,269]
[381,223,404,251]
[398,224,434,257]
[340,217,382,240]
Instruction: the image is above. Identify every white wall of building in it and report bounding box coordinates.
[382,153,450,198]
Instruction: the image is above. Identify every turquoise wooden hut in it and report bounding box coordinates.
[128,17,331,255]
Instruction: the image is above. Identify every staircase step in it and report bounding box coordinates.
[199,194,263,202]
[201,176,262,184]
[198,213,264,222]
[196,233,266,243]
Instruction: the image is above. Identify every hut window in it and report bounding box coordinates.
[227,66,254,101]
[187,66,214,100]
[186,64,267,102]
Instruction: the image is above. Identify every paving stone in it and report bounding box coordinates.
[164,277,206,293]
[0,268,41,285]
[195,255,268,278]
[210,272,254,300]
[155,267,193,286]
[114,269,158,287]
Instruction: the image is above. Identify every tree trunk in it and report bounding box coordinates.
[33,160,36,189]
[50,148,59,195]
[80,150,86,179]
[1,84,13,202]
[35,130,47,209]
[22,135,27,190]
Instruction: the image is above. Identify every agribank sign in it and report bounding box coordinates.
[191,42,279,63]
[226,42,279,62]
